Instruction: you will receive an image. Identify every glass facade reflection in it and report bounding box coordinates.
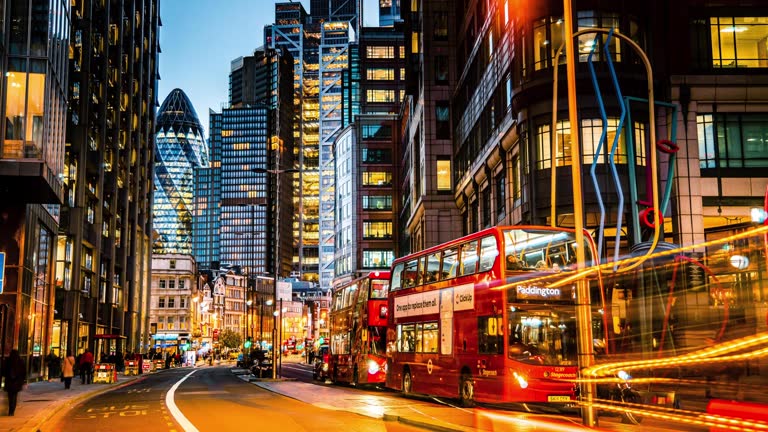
[153,89,209,254]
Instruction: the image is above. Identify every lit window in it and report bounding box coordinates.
[367,68,395,80]
[696,113,768,169]
[710,17,768,68]
[362,171,392,186]
[437,159,451,191]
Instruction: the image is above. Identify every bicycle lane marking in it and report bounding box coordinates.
[166,369,199,432]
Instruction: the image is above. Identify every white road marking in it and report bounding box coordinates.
[165,370,199,432]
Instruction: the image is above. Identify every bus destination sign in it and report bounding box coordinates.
[512,284,575,302]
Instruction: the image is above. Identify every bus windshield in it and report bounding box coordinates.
[507,307,577,366]
[503,228,592,272]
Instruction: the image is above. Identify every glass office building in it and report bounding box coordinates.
[153,89,209,255]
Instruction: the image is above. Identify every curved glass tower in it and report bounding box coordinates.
[153,89,209,254]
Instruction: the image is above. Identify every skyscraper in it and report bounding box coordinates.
[57,0,159,356]
[195,46,294,279]
[318,21,355,291]
[153,89,209,255]
[0,0,70,372]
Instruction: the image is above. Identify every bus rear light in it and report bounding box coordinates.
[513,372,529,389]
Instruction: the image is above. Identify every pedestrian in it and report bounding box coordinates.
[2,349,27,416]
[80,349,94,384]
[45,350,61,381]
[62,350,76,389]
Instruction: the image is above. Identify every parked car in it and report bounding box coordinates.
[313,345,330,381]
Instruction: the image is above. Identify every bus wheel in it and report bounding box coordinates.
[403,370,413,394]
[460,373,475,407]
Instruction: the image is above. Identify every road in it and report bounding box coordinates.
[41,357,710,432]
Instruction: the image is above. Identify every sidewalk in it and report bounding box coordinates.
[0,374,145,432]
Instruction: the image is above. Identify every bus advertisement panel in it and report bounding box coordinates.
[328,271,390,386]
[386,226,599,406]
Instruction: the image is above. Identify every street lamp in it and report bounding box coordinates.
[250,166,299,379]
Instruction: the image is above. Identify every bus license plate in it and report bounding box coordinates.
[548,395,571,402]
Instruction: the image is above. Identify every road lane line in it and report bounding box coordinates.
[166,370,199,432]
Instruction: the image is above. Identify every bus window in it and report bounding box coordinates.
[398,323,416,352]
[459,241,479,276]
[478,316,504,354]
[370,326,386,355]
[358,280,370,305]
[478,236,498,272]
[391,263,404,290]
[425,252,442,283]
[404,259,419,288]
[416,256,427,285]
[442,247,458,279]
[508,310,577,366]
[419,322,438,353]
[370,279,389,299]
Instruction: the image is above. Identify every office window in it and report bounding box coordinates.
[481,186,491,228]
[535,121,572,169]
[434,55,448,84]
[362,148,392,163]
[363,172,393,186]
[436,102,450,139]
[168,297,175,308]
[363,221,392,239]
[362,250,395,268]
[437,158,451,191]
[710,17,768,68]
[362,124,392,140]
[434,12,448,40]
[168,279,176,289]
[496,173,506,218]
[367,68,395,80]
[159,279,166,289]
[697,113,768,169]
[367,46,394,59]
[169,259,176,269]
[367,89,396,103]
[179,279,185,290]
[159,297,165,308]
[362,195,392,210]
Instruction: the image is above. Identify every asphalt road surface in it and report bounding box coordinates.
[43,365,426,432]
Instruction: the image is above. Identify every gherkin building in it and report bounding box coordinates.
[153,89,209,254]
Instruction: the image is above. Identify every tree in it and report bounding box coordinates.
[218,329,243,350]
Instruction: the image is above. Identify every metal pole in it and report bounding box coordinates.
[562,0,597,426]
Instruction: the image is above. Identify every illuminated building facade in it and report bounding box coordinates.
[149,255,196,354]
[318,21,354,291]
[57,0,159,357]
[452,1,767,351]
[198,46,294,279]
[333,26,404,285]
[266,2,320,284]
[0,0,70,376]
[153,89,208,255]
[398,0,463,255]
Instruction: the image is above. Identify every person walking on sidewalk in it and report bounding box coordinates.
[62,351,75,389]
[2,349,27,416]
[79,349,94,384]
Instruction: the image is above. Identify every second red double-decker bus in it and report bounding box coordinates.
[386,226,599,406]
[328,271,390,386]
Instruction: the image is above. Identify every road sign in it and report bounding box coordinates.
[0,252,5,294]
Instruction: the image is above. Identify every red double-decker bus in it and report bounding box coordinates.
[386,226,600,406]
[328,271,390,385]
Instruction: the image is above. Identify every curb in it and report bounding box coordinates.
[383,413,467,432]
[28,375,147,431]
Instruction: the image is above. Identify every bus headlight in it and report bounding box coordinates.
[513,372,529,389]
[368,359,381,375]
[322,363,329,372]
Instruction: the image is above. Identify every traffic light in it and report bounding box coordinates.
[244,337,252,349]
